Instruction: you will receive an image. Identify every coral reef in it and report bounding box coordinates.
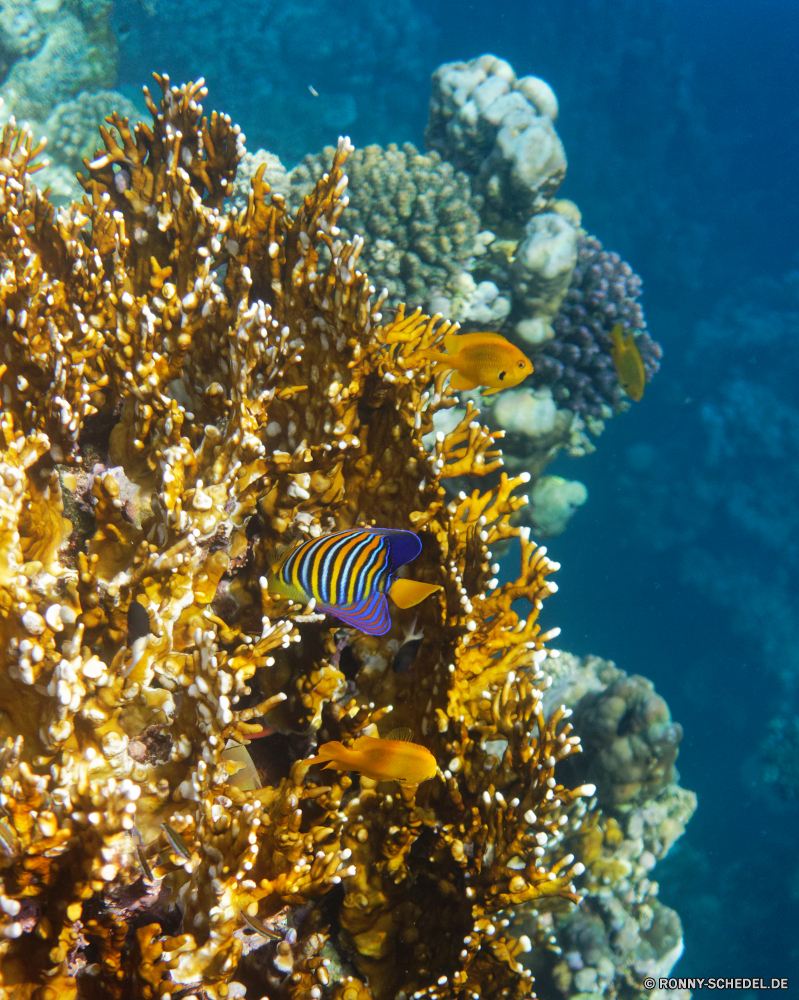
[0,70,691,998]
[0,0,116,123]
[557,673,683,808]
[0,77,648,999]
[530,235,663,422]
[756,714,799,804]
[219,54,661,511]
[286,143,483,315]
[40,88,139,173]
[417,55,662,500]
[526,476,588,540]
[536,654,696,1000]
[425,54,566,228]
[511,211,577,322]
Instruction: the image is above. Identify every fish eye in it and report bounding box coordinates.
[518,361,525,368]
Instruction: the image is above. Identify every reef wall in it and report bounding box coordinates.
[0,48,689,1000]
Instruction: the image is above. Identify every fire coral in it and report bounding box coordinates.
[0,78,594,998]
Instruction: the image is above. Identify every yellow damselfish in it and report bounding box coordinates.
[310,729,437,785]
[609,322,646,402]
[416,331,533,395]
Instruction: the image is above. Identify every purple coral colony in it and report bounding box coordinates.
[535,235,663,419]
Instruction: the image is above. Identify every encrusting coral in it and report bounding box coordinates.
[0,76,603,999]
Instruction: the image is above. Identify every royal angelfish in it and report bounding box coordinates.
[417,330,533,395]
[311,728,437,785]
[266,527,440,635]
[609,322,646,402]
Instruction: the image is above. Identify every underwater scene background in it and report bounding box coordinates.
[0,0,796,995]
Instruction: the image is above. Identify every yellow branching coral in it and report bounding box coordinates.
[0,77,603,999]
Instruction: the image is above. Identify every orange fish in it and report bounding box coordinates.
[310,729,437,785]
[609,322,646,402]
[417,331,533,395]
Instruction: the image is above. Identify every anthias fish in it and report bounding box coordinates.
[266,527,440,635]
[312,729,437,784]
[609,322,646,402]
[417,331,533,395]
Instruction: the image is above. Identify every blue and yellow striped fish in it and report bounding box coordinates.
[266,527,440,635]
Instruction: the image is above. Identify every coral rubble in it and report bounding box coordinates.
[0,76,691,999]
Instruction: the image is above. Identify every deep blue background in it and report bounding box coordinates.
[115,0,799,985]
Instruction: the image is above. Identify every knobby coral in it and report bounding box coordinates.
[0,77,603,999]
[531,235,663,423]
[287,143,483,315]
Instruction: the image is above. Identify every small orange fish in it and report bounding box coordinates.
[417,331,533,395]
[609,323,646,402]
[310,729,437,785]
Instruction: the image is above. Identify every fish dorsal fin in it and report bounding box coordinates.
[443,330,509,353]
[318,592,391,635]
[389,578,442,609]
[384,529,422,570]
[352,734,380,750]
[386,727,414,742]
[265,538,297,570]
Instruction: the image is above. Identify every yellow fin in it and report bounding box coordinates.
[386,727,414,742]
[416,348,448,364]
[444,330,509,353]
[389,579,442,609]
[449,370,479,390]
[442,331,463,354]
[480,386,503,396]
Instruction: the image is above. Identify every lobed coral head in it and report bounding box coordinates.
[531,235,663,420]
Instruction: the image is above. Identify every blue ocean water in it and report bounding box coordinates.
[113,0,799,988]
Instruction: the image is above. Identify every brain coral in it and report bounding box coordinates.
[0,76,691,1000]
[287,142,483,312]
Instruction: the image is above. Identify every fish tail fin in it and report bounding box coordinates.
[415,348,451,373]
[389,578,442,609]
[314,741,349,768]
